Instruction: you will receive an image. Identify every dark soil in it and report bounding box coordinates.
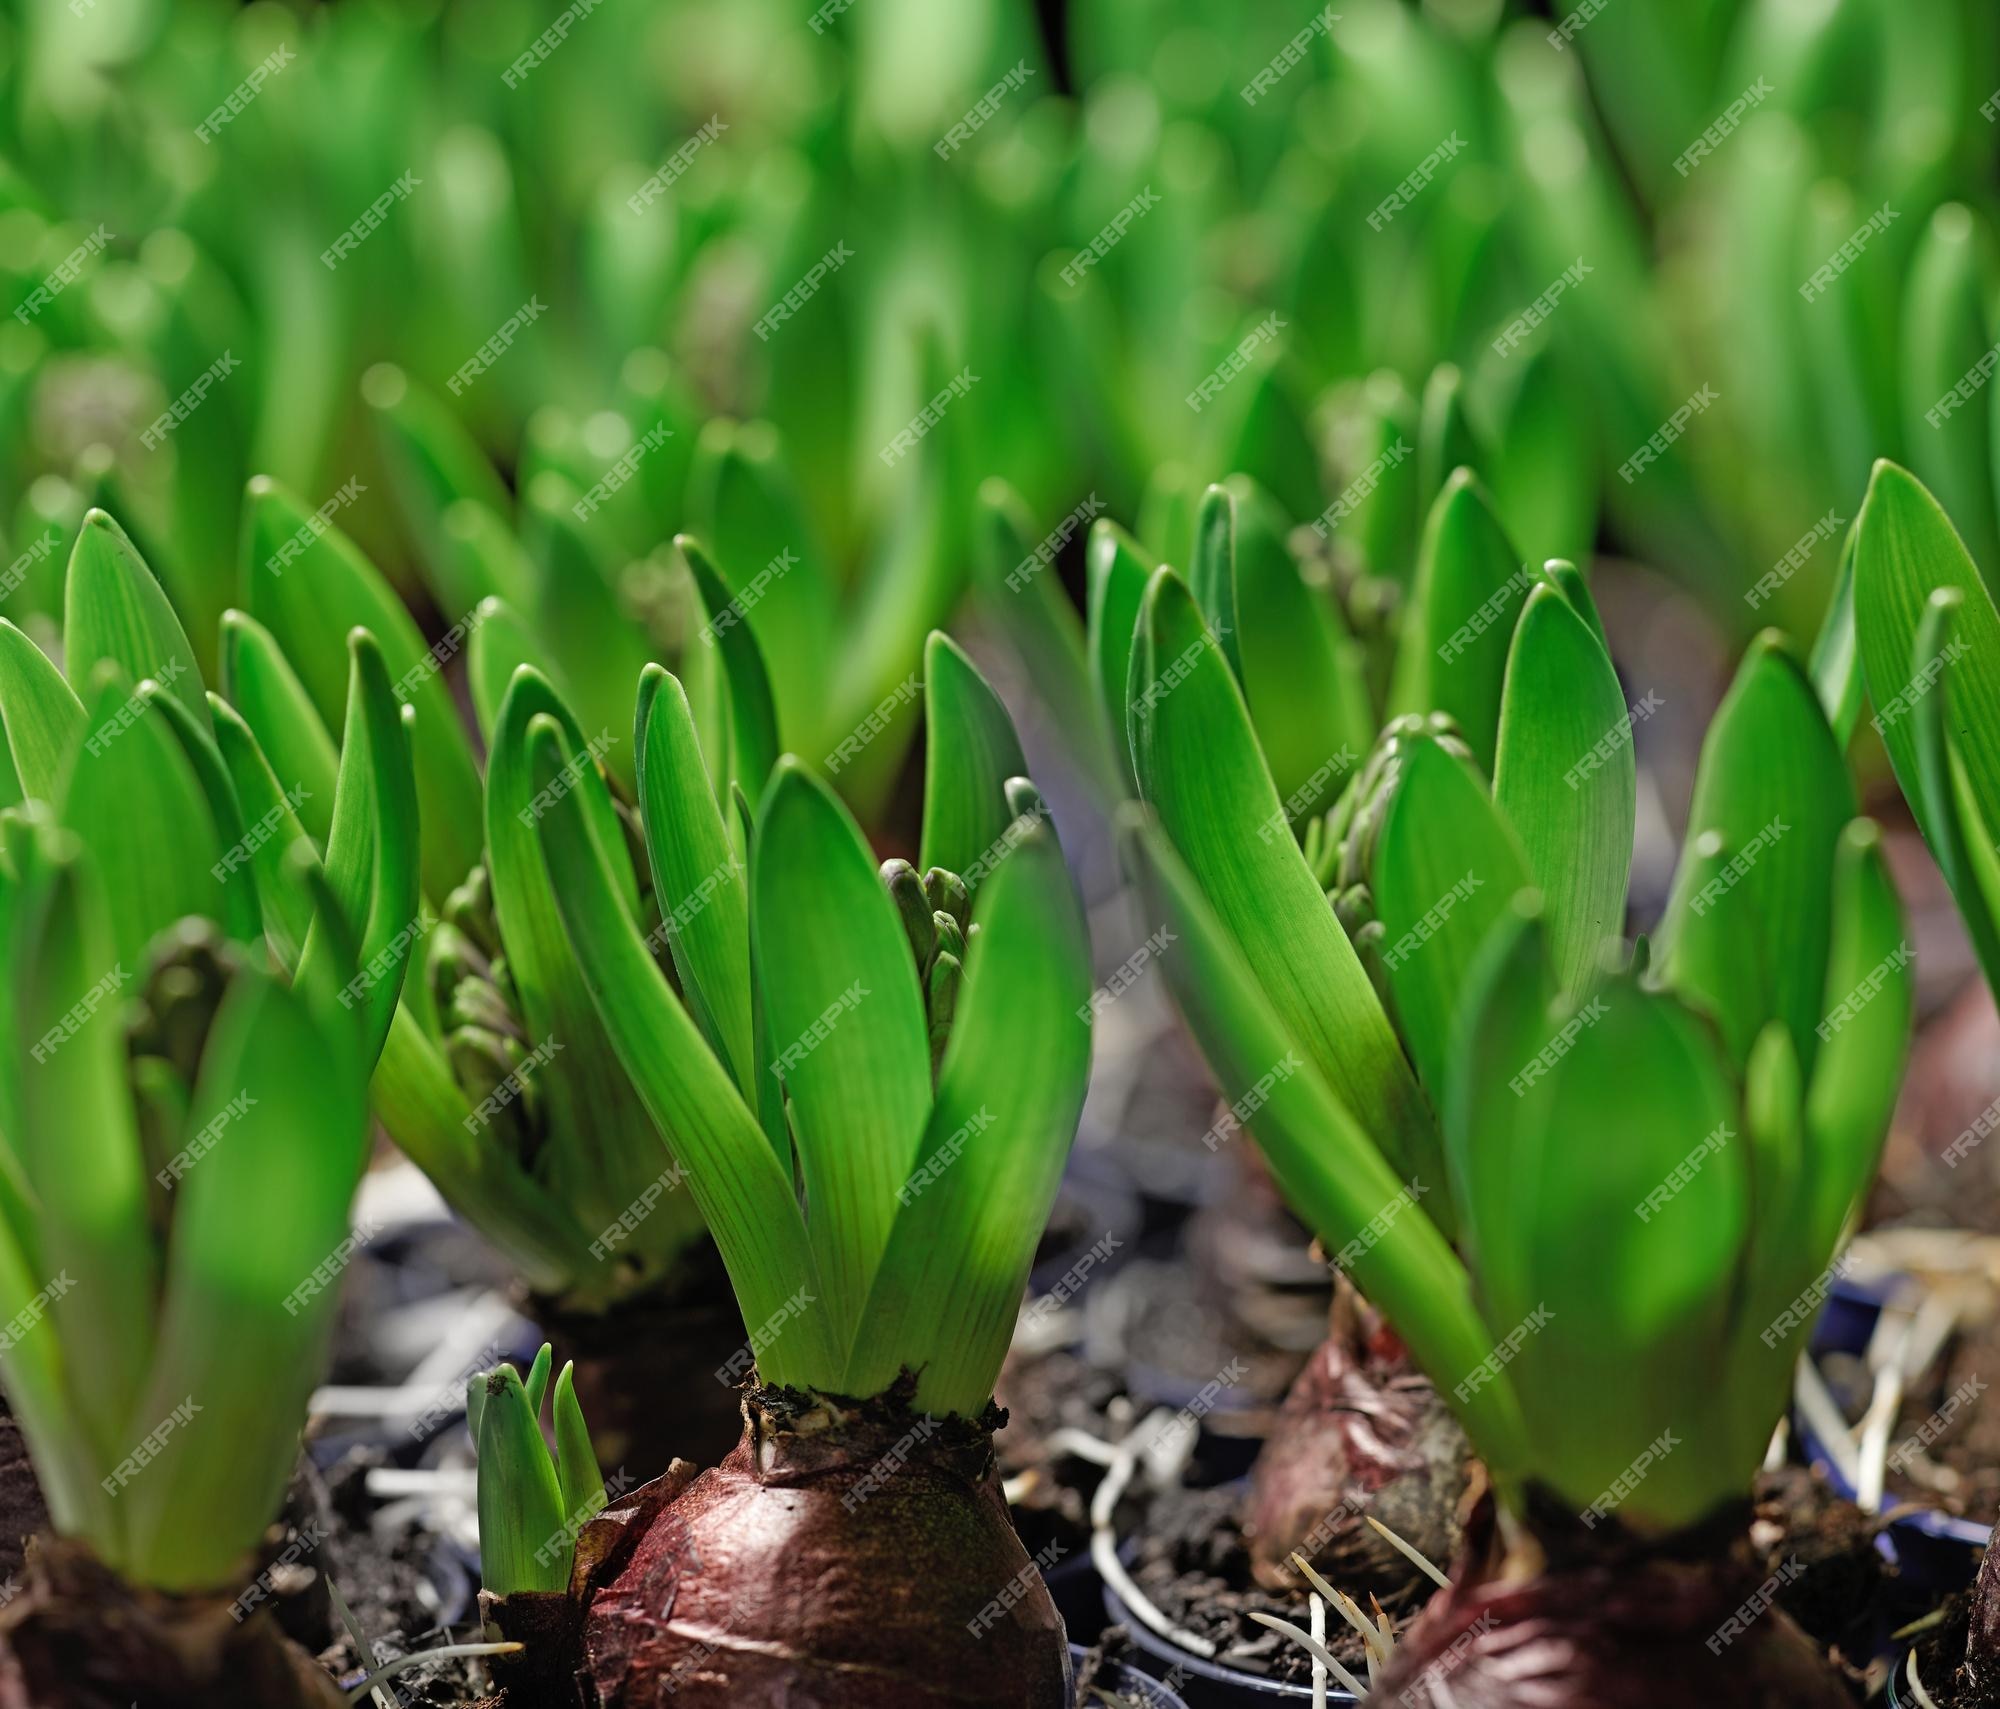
[1909,1593,1990,1709]
[995,1344,1129,1570]
[1121,1481,1409,1686]
[1750,1463,1891,1683]
[1880,1304,2000,1523]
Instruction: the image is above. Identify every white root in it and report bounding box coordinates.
[1366,1514,1450,1589]
[1246,1610,1368,1699]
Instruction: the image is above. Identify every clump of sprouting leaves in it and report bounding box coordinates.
[469,1344,607,1597]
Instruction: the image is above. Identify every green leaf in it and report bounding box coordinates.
[636,667,755,1099]
[1800,820,1911,1261]
[1226,476,1371,827]
[1129,567,1439,1190]
[440,500,538,624]
[137,683,262,947]
[14,850,157,1488]
[119,969,369,1591]
[465,597,562,750]
[0,620,86,802]
[1394,472,1530,778]
[242,477,482,900]
[688,422,838,755]
[1119,807,1526,1485]
[679,534,781,802]
[752,761,932,1351]
[209,697,317,968]
[63,510,209,736]
[1492,582,1634,998]
[1853,461,2000,944]
[970,480,1121,805]
[533,723,835,1385]
[1653,635,1855,1079]
[292,631,422,1070]
[487,673,670,1263]
[522,1342,553,1420]
[60,672,231,979]
[1188,484,1243,683]
[844,815,1090,1414]
[919,633,1029,886]
[475,1365,569,1595]
[552,1361,604,1526]
[1084,518,1156,793]
[1498,975,1748,1530]
[218,610,338,849]
[1809,520,1861,747]
[1372,736,1536,1102]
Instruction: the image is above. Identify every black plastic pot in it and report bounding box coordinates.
[1102,1544,1359,1709]
[1073,1642,1192,1708]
